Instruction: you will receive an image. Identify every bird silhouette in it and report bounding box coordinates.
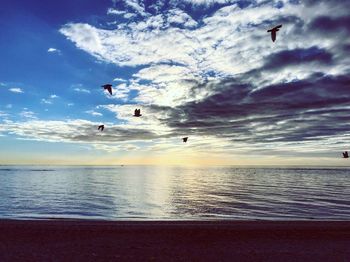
[267,24,282,42]
[133,109,142,117]
[102,84,113,95]
[183,137,188,143]
[98,125,104,131]
[343,151,349,158]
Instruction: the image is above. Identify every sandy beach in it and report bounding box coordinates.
[0,220,349,261]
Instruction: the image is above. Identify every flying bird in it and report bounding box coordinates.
[267,24,282,42]
[183,137,188,143]
[102,84,113,95]
[98,125,104,131]
[133,109,142,117]
[343,151,349,158]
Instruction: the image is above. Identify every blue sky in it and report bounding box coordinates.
[1,0,350,165]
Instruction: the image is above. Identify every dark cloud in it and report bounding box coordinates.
[304,0,350,7]
[342,44,350,53]
[165,73,350,143]
[263,47,333,70]
[260,14,304,27]
[309,16,350,34]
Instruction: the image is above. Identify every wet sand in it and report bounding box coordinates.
[0,220,349,261]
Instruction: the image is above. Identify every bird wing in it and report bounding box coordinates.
[276,24,282,29]
[107,87,112,95]
[134,109,137,115]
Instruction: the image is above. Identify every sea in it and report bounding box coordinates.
[0,165,349,220]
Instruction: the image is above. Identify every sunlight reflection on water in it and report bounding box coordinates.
[0,166,349,220]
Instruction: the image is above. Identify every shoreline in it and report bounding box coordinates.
[0,220,349,261]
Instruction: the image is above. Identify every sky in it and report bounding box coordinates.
[0,0,350,166]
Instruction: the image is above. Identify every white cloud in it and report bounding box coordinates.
[19,110,37,119]
[60,2,334,107]
[113,77,127,82]
[0,111,8,118]
[124,0,148,16]
[5,104,12,109]
[60,1,345,110]
[85,110,103,117]
[167,8,198,28]
[93,143,139,152]
[124,13,136,19]
[41,98,52,104]
[107,8,126,15]
[41,95,59,105]
[100,104,172,134]
[47,48,61,53]
[105,83,129,101]
[182,0,234,5]
[74,87,91,93]
[9,88,23,93]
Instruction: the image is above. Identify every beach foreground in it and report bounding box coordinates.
[0,220,349,261]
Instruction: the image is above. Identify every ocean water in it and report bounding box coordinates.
[0,166,349,220]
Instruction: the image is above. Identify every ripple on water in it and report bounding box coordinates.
[0,166,349,220]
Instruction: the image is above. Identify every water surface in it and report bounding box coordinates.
[0,166,349,220]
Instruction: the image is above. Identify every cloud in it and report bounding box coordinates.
[74,88,91,93]
[167,8,198,28]
[100,104,172,133]
[107,8,126,15]
[0,111,8,118]
[123,0,148,16]
[9,88,23,93]
[41,98,52,104]
[85,110,103,117]
[165,73,350,146]
[60,0,342,106]
[40,94,59,105]
[309,16,350,38]
[93,143,140,152]
[21,0,350,158]
[113,77,127,82]
[182,0,235,5]
[19,110,37,119]
[0,119,160,146]
[47,48,61,53]
[263,47,333,71]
